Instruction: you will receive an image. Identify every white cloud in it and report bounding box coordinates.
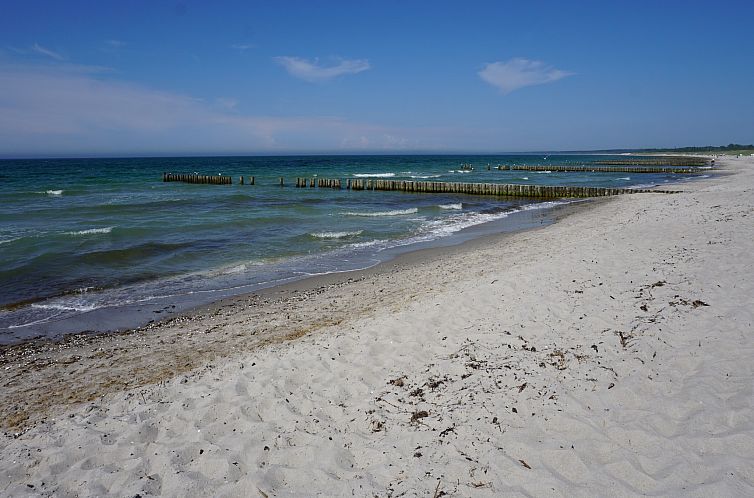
[0,63,428,155]
[479,57,573,94]
[105,40,126,48]
[273,56,370,82]
[30,43,66,61]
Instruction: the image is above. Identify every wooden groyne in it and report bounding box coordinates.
[593,158,710,167]
[507,165,704,174]
[163,173,232,185]
[306,178,678,199]
[163,174,679,198]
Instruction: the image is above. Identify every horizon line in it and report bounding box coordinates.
[0,147,722,161]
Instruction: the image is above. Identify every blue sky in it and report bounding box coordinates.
[1,0,753,157]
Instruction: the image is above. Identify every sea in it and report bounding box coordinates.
[0,154,703,344]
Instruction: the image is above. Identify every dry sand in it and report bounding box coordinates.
[1,156,753,497]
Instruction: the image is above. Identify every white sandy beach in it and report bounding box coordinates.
[1,156,753,497]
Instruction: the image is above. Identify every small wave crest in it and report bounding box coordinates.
[64,227,114,236]
[626,183,660,190]
[347,239,389,249]
[518,201,569,212]
[617,177,631,180]
[343,208,418,217]
[410,174,442,179]
[310,230,364,239]
[352,173,395,178]
[215,263,250,275]
[30,301,98,312]
[439,203,463,210]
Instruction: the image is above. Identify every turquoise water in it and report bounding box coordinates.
[0,154,700,343]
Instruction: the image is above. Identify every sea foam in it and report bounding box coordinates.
[310,230,364,239]
[352,173,395,178]
[343,208,418,217]
[410,174,442,179]
[439,203,463,210]
[65,227,114,236]
[347,238,389,249]
[30,301,98,312]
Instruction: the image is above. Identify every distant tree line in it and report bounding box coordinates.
[637,143,754,152]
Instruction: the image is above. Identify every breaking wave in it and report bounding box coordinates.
[64,227,114,236]
[343,208,418,217]
[310,230,364,239]
[352,173,395,178]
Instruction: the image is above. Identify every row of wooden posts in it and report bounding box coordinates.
[163,173,680,198]
[295,178,343,188]
[163,172,234,185]
[327,179,678,198]
[594,158,710,166]
[163,173,261,185]
[504,165,705,174]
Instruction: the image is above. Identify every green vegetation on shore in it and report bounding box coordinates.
[633,144,754,155]
[563,144,753,155]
